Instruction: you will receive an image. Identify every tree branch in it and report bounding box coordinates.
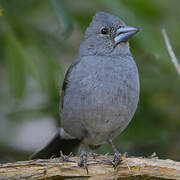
[0,155,180,179]
[162,28,180,76]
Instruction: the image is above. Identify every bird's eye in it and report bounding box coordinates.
[101,27,108,34]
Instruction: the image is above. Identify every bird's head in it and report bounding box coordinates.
[78,12,139,56]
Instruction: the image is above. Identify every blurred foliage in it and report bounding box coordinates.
[0,0,180,164]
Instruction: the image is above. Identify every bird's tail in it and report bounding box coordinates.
[30,130,81,159]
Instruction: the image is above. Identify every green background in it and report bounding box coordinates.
[0,0,180,163]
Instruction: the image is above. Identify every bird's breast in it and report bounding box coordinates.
[61,55,139,145]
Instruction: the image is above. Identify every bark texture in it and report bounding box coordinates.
[0,155,180,180]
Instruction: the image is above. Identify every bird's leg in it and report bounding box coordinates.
[77,144,89,173]
[78,152,89,174]
[78,151,99,174]
[108,139,127,168]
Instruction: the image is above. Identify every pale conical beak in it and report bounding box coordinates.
[114,26,139,45]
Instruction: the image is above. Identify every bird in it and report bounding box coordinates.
[31,11,140,170]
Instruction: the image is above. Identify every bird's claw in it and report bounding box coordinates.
[112,152,122,168]
[78,152,88,174]
[112,151,128,168]
[89,152,99,159]
[123,151,128,158]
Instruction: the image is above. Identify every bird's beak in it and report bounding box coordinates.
[114,26,139,45]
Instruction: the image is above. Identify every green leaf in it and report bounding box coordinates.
[4,28,40,98]
[4,30,26,98]
[50,0,73,37]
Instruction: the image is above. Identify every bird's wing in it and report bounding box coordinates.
[60,59,81,112]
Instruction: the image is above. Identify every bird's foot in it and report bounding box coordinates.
[107,139,128,168]
[112,151,128,168]
[88,152,99,159]
[78,152,88,174]
[112,152,122,168]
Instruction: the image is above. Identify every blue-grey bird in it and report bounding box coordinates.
[31,12,139,168]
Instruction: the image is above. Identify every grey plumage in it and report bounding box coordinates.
[32,11,139,159]
[61,12,139,147]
